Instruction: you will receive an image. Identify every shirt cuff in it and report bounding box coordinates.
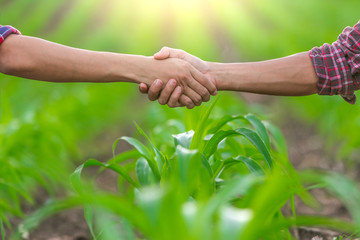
[0,25,21,45]
[309,45,359,104]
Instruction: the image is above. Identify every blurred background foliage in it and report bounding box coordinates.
[0,0,360,234]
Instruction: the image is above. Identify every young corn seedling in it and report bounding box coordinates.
[11,100,360,240]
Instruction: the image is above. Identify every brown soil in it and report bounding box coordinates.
[28,208,90,240]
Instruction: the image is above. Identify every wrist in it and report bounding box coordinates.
[208,62,232,91]
[110,54,154,85]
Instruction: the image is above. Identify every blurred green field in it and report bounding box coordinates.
[1,0,360,239]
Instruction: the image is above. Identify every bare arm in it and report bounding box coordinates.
[209,52,318,95]
[0,35,216,105]
[0,35,145,83]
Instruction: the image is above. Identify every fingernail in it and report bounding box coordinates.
[169,79,176,86]
[155,79,161,86]
[176,86,182,93]
[213,90,217,96]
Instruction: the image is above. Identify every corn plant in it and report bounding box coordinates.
[10,99,359,240]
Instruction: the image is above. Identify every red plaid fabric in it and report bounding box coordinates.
[310,20,360,104]
[0,25,21,44]
[0,25,21,45]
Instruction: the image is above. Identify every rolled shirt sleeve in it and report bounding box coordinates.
[0,25,21,45]
[310,20,360,104]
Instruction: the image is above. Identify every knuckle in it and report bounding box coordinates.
[200,88,209,97]
[179,61,190,69]
[180,96,191,106]
[179,72,188,80]
[149,89,157,97]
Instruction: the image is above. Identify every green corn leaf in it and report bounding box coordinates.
[207,115,245,134]
[207,114,271,150]
[203,130,235,158]
[290,196,296,218]
[116,137,152,160]
[112,138,122,158]
[0,209,11,230]
[94,149,140,178]
[190,97,219,150]
[262,122,315,206]
[0,200,19,217]
[135,186,164,228]
[207,175,261,214]
[211,159,224,180]
[218,205,253,240]
[244,114,270,150]
[136,157,156,186]
[176,146,199,188]
[301,170,360,229]
[0,181,33,204]
[239,169,298,240]
[121,136,160,180]
[71,159,139,193]
[134,122,153,144]
[223,137,247,157]
[120,218,136,240]
[192,175,262,236]
[134,122,166,171]
[224,156,265,176]
[261,216,358,238]
[108,149,140,165]
[173,130,194,149]
[0,219,4,240]
[84,205,97,240]
[203,128,273,169]
[263,121,288,158]
[201,154,213,177]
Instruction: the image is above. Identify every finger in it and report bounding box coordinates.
[167,86,183,108]
[190,67,217,96]
[158,79,177,105]
[154,47,171,60]
[148,79,164,101]
[183,86,203,106]
[139,83,149,94]
[185,78,211,102]
[154,47,184,60]
[179,94,194,109]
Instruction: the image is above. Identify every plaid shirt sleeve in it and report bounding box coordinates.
[310,20,360,104]
[0,25,21,45]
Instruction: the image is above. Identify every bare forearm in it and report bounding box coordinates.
[209,52,318,96]
[0,34,154,84]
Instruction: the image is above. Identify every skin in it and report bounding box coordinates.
[0,35,217,106]
[139,47,319,107]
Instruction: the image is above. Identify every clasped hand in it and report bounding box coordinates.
[139,47,217,109]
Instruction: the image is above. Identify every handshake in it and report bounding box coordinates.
[0,33,318,103]
[138,47,218,109]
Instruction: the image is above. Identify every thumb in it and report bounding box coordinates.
[139,83,149,94]
[154,47,171,60]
